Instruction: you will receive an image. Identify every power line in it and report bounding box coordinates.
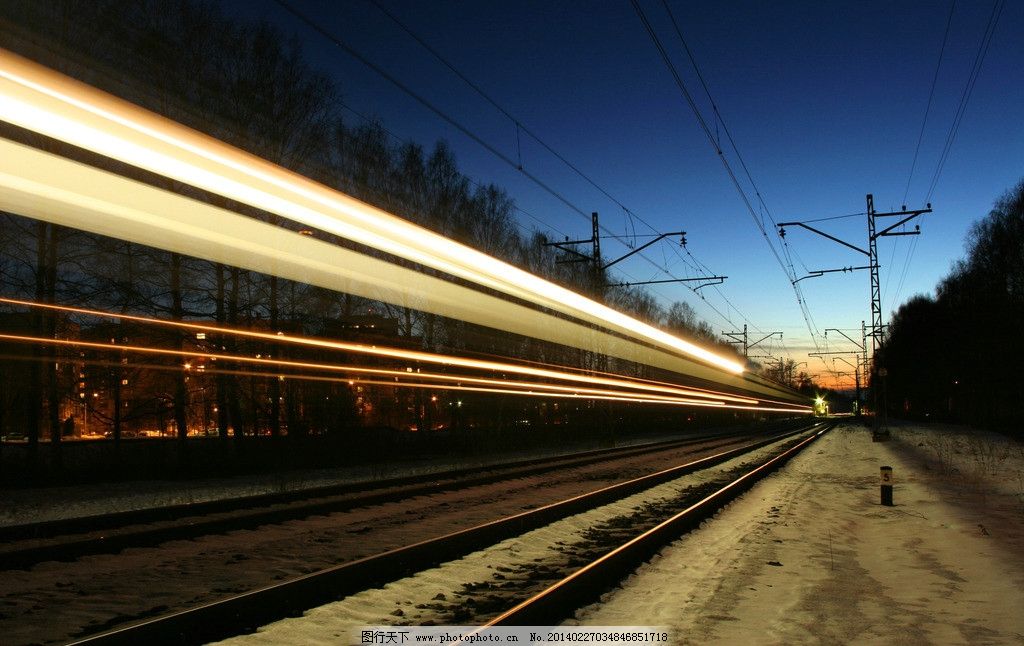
[889,234,919,312]
[273,0,592,222]
[332,102,688,308]
[275,0,671,273]
[636,0,828,370]
[925,0,1004,203]
[902,0,956,207]
[798,211,867,224]
[333,99,567,238]
[881,229,901,303]
[659,0,777,235]
[277,0,768,341]
[364,0,762,332]
[631,0,825,365]
[365,0,643,220]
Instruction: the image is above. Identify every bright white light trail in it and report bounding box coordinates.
[0,137,804,406]
[0,50,812,410]
[0,48,742,373]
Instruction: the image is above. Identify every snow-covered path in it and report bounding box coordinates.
[574,422,1024,644]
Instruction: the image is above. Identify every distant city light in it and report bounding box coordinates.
[0,136,800,404]
[0,329,812,412]
[0,299,787,408]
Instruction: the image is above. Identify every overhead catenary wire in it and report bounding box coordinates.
[332,99,674,293]
[658,0,777,234]
[365,0,641,217]
[924,0,1004,203]
[902,0,956,207]
[633,1,809,299]
[633,0,829,375]
[272,0,591,223]
[881,230,901,304]
[276,0,764,340]
[365,0,762,330]
[889,234,919,313]
[333,99,567,239]
[274,0,682,274]
[796,211,867,224]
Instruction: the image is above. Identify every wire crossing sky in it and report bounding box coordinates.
[215,1,1023,387]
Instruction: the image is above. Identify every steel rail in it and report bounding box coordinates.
[64,422,823,645]
[0,424,799,569]
[485,421,834,626]
[0,419,811,569]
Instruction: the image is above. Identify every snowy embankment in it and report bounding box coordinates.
[574,422,1024,644]
[0,431,675,527]
[212,433,800,642]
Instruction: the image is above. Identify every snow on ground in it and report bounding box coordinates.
[0,432,678,527]
[212,433,801,644]
[8,421,1020,645]
[574,421,1024,644]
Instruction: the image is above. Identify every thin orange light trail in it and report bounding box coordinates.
[159,363,729,407]
[452,342,765,402]
[73,355,808,413]
[330,378,725,408]
[0,333,766,408]
[0,49,744,374]
[120,361,805,413]
[542,354,808,410]
[20,354,734,408]
[230,370,727,409]
[0,297,759,405]
[333,375,803,412]
[0,334,745,409]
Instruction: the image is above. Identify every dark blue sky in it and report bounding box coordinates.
[224,0,1023,385]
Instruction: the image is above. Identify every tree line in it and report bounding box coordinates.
[875,179,1024,432]
[0,0,758,467]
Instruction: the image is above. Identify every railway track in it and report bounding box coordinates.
[0,422,804,571]
[59,419,831,645]
[487,423,833,627]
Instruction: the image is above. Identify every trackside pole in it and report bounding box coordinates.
[880,465,893,506]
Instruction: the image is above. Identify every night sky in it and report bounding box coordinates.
[223,0,1023,386]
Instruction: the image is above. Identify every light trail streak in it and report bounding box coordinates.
[0,351,736,411]
[0,298,763,405]
[0,333,733,406]
[0,48,744,374]
[0,138,804,404]
[116,362,807,413]
[319,376,729,407]
[0,349,809,414]
[0,297,759,404]
[0,335,745,409]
